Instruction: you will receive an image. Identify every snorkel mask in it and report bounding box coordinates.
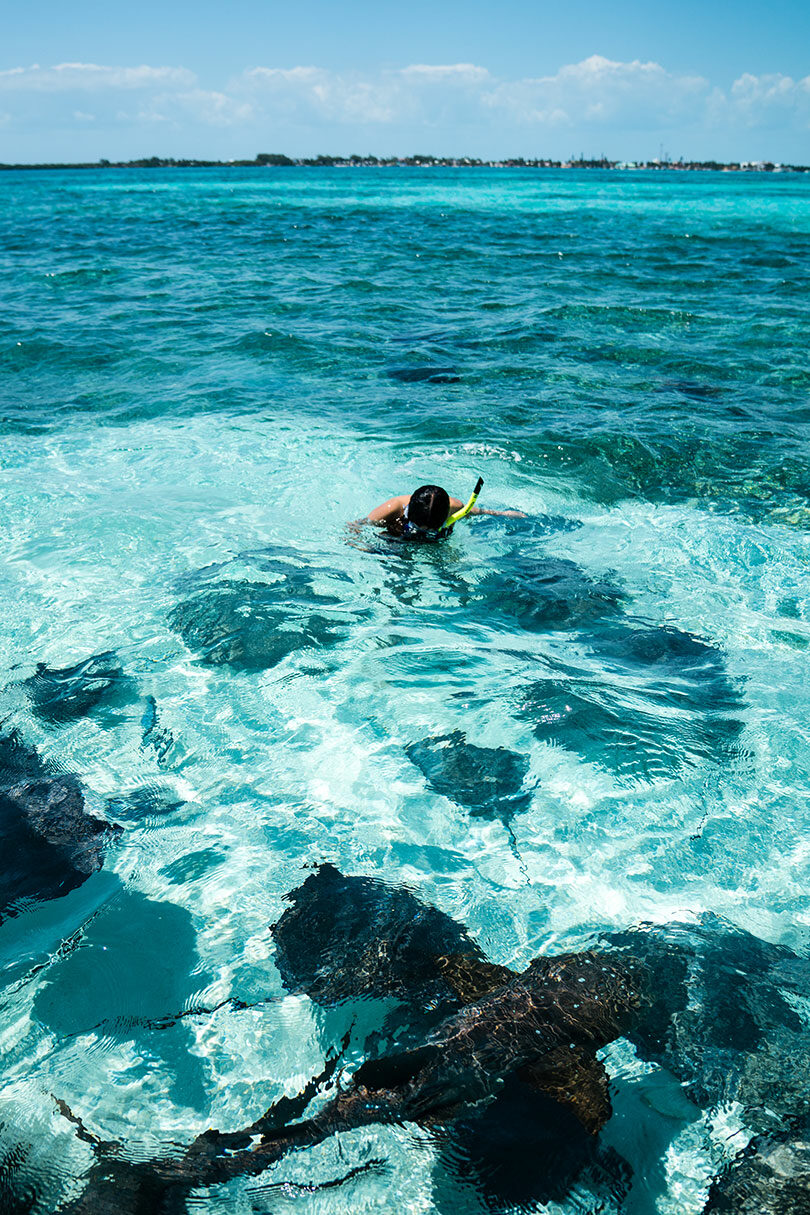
[401,507,450,541]
[401,476,483,540]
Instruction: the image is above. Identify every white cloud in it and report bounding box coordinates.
[0,63,195,91]
[134,89,254,127]
[482,56,710,128]
[2,56,809,157]
[237,56,810,142]
[400,64,491,83]
[233,56,717,132]
[246,66,324,85]
[239,62,497,126]
[243,67,399,123]
[726,71,810,125]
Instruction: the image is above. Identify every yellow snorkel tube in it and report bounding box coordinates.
[446,476,484,528]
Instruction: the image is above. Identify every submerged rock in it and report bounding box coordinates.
[405,730,532,821]
[512,428,810,527]
[23,651,137,725]
[0,730,120,921]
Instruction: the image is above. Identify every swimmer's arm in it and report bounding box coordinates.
[359,495,410,527]
[469,507,528,518]
[450,494,526,519]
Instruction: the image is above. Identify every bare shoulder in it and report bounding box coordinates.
[365,494,410,524]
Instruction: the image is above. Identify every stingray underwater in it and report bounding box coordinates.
[50,864,650,1214]
[47,865,810,1215]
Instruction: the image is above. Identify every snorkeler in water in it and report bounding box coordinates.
[362,480,525,540]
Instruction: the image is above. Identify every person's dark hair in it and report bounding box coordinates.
[408,485,450,530]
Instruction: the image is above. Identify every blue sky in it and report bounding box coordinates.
[2,0,809,162]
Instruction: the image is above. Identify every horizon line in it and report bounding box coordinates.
[2,153,809,173]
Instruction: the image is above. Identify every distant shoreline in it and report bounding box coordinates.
[1,154,809,173]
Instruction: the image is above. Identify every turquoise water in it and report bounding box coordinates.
[1,167,810,1212]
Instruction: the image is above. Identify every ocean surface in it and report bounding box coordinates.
[1,166,810,1213]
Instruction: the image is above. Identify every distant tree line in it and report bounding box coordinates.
[1,154,807,172]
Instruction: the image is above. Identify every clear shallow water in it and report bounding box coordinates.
[1,167,810,1213]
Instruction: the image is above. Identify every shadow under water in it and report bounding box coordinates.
[33,887,211,1110]
[431,1076,631,1214]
